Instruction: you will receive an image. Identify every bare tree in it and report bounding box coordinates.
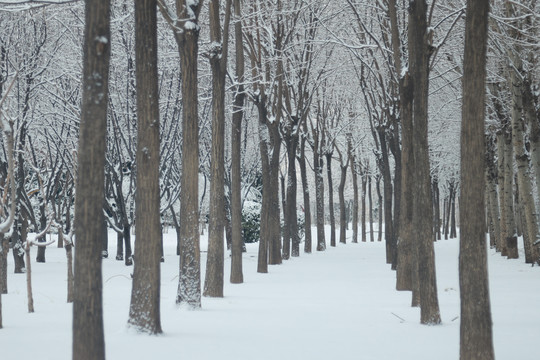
[459,0,494,358]
[128,0,163,334]
[159,0,204,307]
[72,0,111,357]
[204,0,232,298]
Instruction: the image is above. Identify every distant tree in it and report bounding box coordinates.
[204,0,232,298]
[128,0,162,334]
[458,0,494,358]
[72,0,111,357]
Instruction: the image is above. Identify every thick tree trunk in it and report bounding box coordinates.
[378,129,394,264]
[509,55,539,263]
[409,0,441,324]
[72,0,111,356]
[128,0,163,333]
[174,0,203,308]
[281,175,290,260]
[285,125,300,257]
[459,1,494,357]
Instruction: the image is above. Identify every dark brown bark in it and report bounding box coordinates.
[298,135,312,253]
[348,138,359,244]
[369,176,374,242]
[204,0,232,298]
[361,170,367,243]
[326,153,336,247]
[314,143,326,251]
[128,0,162,334]
[72,0,110,356]
[170,0,204,307]
[230,0,245,284]
[338,154,348,244]
[459,0,494,357]
[409,0,441,324]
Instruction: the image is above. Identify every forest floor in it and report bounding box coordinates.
[2,226,539,360]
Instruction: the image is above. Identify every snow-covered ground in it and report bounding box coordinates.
[2,227,539,360]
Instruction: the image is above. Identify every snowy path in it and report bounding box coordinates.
[2,229,539,359]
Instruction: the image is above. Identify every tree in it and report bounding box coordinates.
[458,0,494,358]
[409,0,441,324]
[204,0,232,298]
[128,0,162,334]
[230,0,245,284]
[159,0,204,307]
[72,0,111,357]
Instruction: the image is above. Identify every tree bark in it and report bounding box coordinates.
[298,135,312,253]
[409,0,441,324]
[128,0,163,333]
[459,0,494,357]
[204,0,232,298]
[326,153,336,247]
[72,0,110,356]
[348,139,359,244]
[230,0,245,284]
[172,0,204,308]
[339,162,348,244]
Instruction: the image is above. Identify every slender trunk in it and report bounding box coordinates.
[450,192,457,239]
[326,153,336,247]
[314,148,326,251]
[339,164,348,244]
[369,176,374,242]
[361,173,367,243]
[286,129,299,257]
[281,175,290,260]
[350,153,359,244]
[298,136,312,253]
[230,0,245,283]
[25,238,34,313]
[377,176,383,242]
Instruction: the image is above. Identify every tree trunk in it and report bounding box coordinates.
[459,0,495,357]
[502,129,516,256]
[230,0,245,284]
[339,164,348,244]
[73,0,111,356]
[128,0,163,333]
[298,136,312,253]
[361,172,367,243]
[378,128,394,264]
[281,175,290,260]
[326,153,336,247]
[450,191,457,239]
[314,149,326,251]
[508,44,538,262]
[204,0,232,298]
[285,123,300,257]
[174,0,204,308]
[409,0,441,324]
[348,141,359,244]
[36,202,47,263]
[377,175,383,242]
[369,175,374,242]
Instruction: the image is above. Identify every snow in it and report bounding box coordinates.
[2,227,539,360]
